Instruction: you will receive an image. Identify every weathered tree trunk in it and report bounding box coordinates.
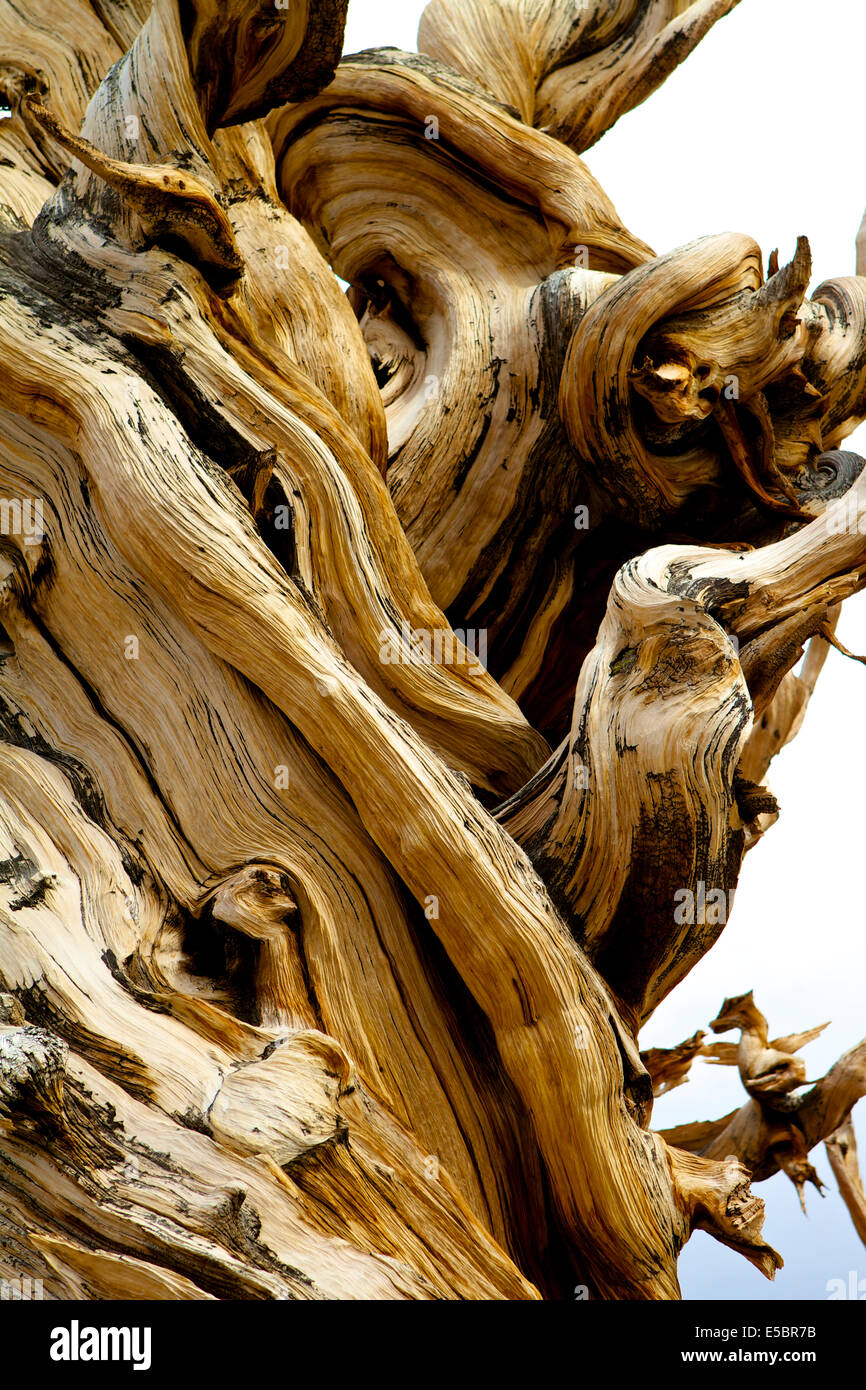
[0,0,864,1301]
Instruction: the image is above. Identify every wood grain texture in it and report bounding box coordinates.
[0,0,864,1300]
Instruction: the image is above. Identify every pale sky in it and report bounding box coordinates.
[343,0,866,1301]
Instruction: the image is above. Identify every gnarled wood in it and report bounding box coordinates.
[0,0,863,1302]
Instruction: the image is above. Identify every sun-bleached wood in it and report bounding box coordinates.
[0,0,864,1301]
[826,1118,866,1248]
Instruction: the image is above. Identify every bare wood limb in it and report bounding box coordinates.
[417,0,742,154]
[826,1117,866,1248]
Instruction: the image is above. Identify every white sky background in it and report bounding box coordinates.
[343,0,866,1300]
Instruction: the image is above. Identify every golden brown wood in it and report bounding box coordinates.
[826,1118,866,1248]
[0,0,864,1301]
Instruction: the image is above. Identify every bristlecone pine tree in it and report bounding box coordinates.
[1,0,865,1302]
